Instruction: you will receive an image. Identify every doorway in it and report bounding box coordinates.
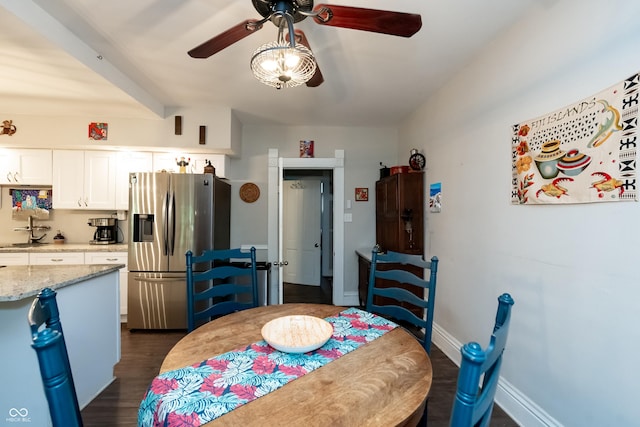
[282,170,332,304]
[267,149,345,305]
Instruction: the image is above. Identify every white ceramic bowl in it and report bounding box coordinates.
[261,315,333,353]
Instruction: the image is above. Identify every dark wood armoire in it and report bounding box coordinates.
[375,172,424,254]
[358,172,425,312]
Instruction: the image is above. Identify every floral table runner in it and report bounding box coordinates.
[138,307,397,427]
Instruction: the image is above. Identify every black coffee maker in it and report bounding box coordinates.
[88,218,118,244]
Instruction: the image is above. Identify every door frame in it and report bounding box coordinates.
[267,149,345,305]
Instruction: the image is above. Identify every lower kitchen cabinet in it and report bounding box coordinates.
[2,250,128,320]
[29,251,85,265]
[0,252,29,265]
[85,252,128,319]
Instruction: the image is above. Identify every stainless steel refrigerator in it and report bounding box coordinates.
[127,172,230,329]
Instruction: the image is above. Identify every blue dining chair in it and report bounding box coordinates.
[450,293,515,427]
[366,250,439,354]
[186,247,259,332]
[28,287,83,427]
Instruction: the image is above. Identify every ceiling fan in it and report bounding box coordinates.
[187,1,422,88]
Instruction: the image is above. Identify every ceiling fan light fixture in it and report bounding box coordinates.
[251,40,316,89]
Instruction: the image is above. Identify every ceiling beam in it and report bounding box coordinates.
[0,0,166,118]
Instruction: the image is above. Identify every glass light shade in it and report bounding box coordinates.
[250,40,316,89]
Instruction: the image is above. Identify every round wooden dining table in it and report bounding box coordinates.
[160,303,432,427]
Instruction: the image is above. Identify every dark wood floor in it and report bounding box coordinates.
[283,279,333,304]
[81,283,518,426]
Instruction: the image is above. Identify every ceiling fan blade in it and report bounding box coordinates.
[312,4,422,38]
[289,30,324,87]
[188,20,263,58]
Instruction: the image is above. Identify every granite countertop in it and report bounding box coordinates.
[0,264,125,302]
[0,243,128,253]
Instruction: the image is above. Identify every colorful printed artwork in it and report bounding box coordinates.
[430,182,442,213]
[299,140,314,158]
[512,72,638,204]
[11,189,51,219]
[89,122,108,140]
[355,187,368,201]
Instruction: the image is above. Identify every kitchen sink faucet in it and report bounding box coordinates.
[14,215,51,243]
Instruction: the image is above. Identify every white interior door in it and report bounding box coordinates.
[283,180,322,286]
[269,149,345,306]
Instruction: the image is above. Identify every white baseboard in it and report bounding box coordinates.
[431,322,562,427]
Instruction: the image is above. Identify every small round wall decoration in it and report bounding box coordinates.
[240,182,260,203]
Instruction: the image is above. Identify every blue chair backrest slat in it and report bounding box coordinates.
[193,264,256,281]
[369,303,428,329]
[374,268,432,289]
[199,300,256,320]
[371,286,430,309]
[375,250,431,268]
[194,283,254,301]
[450,293,515,427]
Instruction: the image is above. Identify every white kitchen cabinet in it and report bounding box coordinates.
[0,148,52,185]
[115,151,153,210]
[85,251,128,318]
[0,252,29,265]
[53,150,117,210]
[29,251,85,265]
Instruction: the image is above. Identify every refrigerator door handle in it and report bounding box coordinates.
[162,192,169,256]
[168,190,176,256]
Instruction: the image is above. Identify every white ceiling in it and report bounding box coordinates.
[0,0,545,126]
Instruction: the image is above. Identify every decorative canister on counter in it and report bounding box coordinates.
[53,230,65,244]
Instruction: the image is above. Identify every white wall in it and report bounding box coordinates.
[226,125,398,297]
[399,0,640,425]
[0,107,237,154]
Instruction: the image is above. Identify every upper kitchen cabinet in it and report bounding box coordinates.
[115,151,153,210]
[52,150,117,210]
[0,149,52,185]
[152,153,228,177]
